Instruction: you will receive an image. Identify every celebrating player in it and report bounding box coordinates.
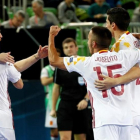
[47,25,140,140]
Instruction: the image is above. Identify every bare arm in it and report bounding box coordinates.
[48,26,66,70]
[13,79,24,89]
[14,45,48,72]
[14,53,39,72]
[50,83,60,117]
[94,66,140,90]
[41,77,53,86]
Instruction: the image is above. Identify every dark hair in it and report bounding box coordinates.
[107,7,130,31]
[91,26,112,49]
[62,38,77,47]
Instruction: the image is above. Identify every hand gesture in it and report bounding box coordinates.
[94,74,116,90]
[50,109,57,118]
[0,52,15,64]
[37,45,48,59]
[49,26,61,37]
[77,99,88,110]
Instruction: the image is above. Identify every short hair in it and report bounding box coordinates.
[91,26,112,49]
[62,38,77,47]
[15,10,25,18]
[32,0,44,7]
[107,7,130,31]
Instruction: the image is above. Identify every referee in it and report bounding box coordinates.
[50,38,94,140]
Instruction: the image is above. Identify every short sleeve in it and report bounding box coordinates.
[6,63,21,83]
[63,56,87,74]
[40,67,48,78]
[120,49,140,68]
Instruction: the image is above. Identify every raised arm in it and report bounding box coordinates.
[94,66,140,90]
[48,26,66,70]
[14,45,48,72]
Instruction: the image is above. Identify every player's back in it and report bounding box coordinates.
[111,32,140,117]
[81,50,140,128]
[111,31,140,52]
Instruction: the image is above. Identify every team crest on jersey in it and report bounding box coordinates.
[134,40,140,49]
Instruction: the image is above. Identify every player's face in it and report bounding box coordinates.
[63,42,78,56]
[32,2,42,15]
[106,16,114,37]
[0,33,3,41]
[88,31,94,54]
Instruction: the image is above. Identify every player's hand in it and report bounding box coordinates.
[77,100,88,110]
[0,52,15,64]
[50,110,57,118]
[94,74,117,90]
[132,33,140,39]
[49,26,61,37]
[36,45,48,59]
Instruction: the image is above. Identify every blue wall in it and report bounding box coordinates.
[9,80,51,140]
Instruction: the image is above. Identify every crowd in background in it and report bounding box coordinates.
[0,0,139,29]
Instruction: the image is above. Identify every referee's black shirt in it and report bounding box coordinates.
[54,68,87,101]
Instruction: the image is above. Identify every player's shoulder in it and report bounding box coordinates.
[119,48,139,55]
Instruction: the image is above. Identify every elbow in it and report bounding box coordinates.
[16,81,24,89]
[41,81,49,86]
[16,85,23,89]
[17,83,24,89]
